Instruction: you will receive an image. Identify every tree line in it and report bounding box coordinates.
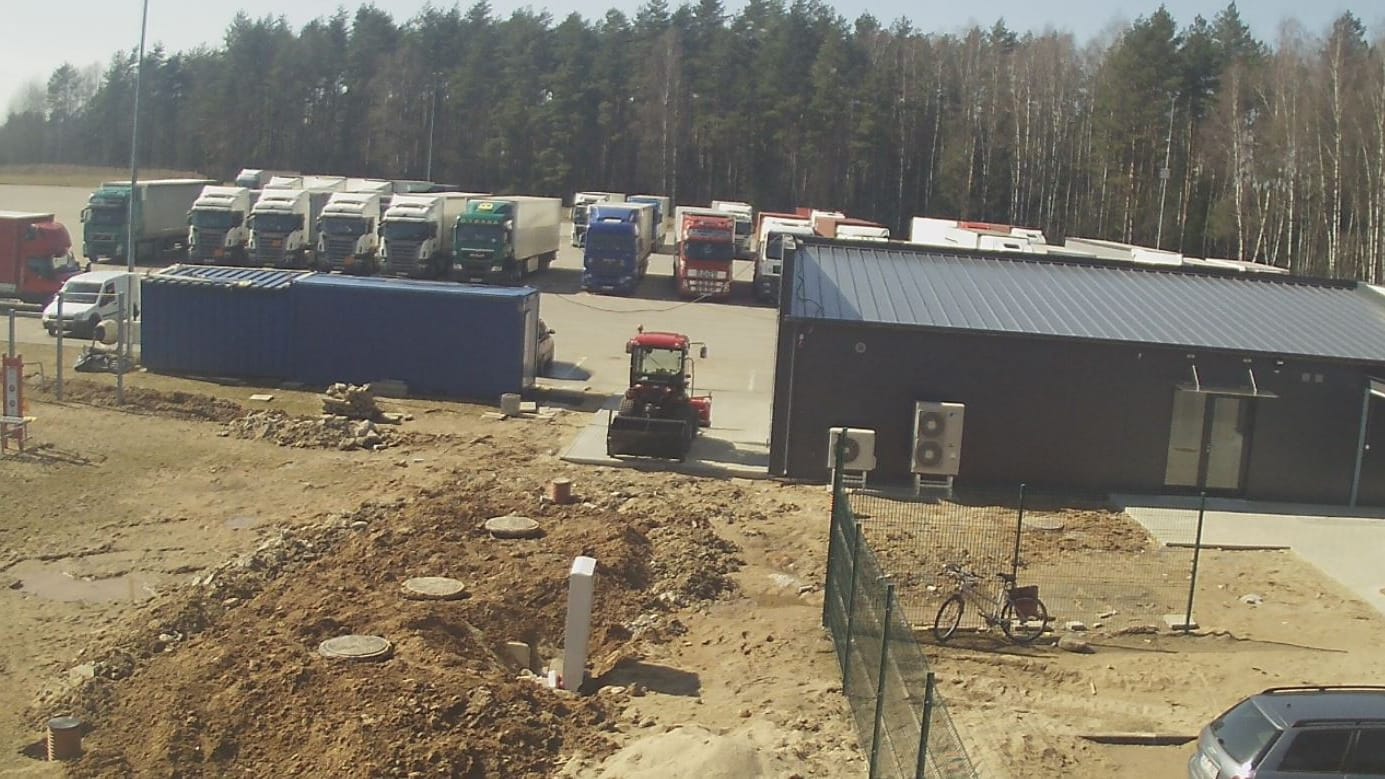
[2,1,1383,281]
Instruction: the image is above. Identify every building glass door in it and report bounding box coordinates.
[1164,390,1254,494]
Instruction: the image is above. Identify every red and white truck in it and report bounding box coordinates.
[0,211,80,304]
[673,207,736,300]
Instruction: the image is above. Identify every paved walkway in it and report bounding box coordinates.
[560,395,772,480]
[1113,494,1385,617]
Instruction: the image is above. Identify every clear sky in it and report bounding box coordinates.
[3,0,1373,117]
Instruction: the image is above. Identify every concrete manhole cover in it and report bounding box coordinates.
[318,634,393,661]
[485,515,542,539]
[1022,516,1066,532]
[401,577,467,600]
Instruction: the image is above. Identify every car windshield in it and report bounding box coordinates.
[1210,701,1280,764]
[61,281,102,301]
[383,221,432,242]
[584,233,629,254]
[634,347,682,382]
[455,222,503,246]
[87,207,125,226]
[321,217,367,237]
[254,213,302,233]
[190,209,241,230]
[684,240,733,261]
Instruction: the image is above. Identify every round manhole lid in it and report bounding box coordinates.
[401,576,467,601]
[318,634,393,661]
[1022,516,1066,532]
[484,515,542,539]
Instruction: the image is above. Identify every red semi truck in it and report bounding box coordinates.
[0,211,80,304]
[673,207,736,300]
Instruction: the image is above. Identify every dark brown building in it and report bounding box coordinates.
[770,239,1385,506]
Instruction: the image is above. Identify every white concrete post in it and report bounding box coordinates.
[561,555,597,691]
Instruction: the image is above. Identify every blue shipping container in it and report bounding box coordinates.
[291,275,539,400]
[141,266,305,379]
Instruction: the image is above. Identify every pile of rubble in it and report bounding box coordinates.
[220,384,413,450]
[223,410,397,450]
[320,383,408,424]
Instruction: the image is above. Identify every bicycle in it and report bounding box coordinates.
[932,563,1050,645]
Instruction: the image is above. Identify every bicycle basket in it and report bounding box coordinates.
[1011,585,1041,618]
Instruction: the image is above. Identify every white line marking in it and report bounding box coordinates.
[748,371,757,392]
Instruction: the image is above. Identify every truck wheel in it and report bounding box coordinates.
[509,262,523,285]
[539,252,554,271]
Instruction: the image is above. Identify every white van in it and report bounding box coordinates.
[42,270,141,337]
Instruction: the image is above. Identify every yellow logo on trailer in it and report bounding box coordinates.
[477,201,497,211]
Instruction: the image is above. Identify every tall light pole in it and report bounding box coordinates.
[126,0,150,275]
[1155,94,1176,251]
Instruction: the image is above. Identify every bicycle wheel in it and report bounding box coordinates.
[933,594,966,643]
[1001,594,1049,645]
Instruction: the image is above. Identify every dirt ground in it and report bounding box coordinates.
[3,370,1385,778]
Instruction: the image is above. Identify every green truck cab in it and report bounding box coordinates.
[451,196,562,285]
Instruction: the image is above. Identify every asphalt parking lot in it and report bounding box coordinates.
[0,182,780,475]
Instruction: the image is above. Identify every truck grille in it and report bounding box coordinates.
[253,234,288,266]
[189,230,227,263]
[386,241,421,276]
[324,236,357,271]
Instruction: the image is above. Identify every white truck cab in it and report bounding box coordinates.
[42,270,141,337]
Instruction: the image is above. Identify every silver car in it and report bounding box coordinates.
[1189,686,1385,778]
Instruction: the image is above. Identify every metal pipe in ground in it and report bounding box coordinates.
[1182,492,1207,633]
[46,716,82,761]
[6,308,13,357]
[115,292,125,405]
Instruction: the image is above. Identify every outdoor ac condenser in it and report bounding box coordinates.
[827,427,877,472]
[911,401,965,476]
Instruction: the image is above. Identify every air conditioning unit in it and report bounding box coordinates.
[827,427,877,472]
[911,402,965,476]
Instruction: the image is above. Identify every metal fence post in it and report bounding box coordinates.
[1011,483,1027,580]
[914,671,936,779]
[115,291,125,405]
[842,522,864,693]
[6,309,13,357]
[55,292,63,401]
[825,434,848,627]
[868,582,896,779]
[1183,492,1207,633]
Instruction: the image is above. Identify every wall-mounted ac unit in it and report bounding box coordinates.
[911,402,965,476]
[827,427,877,472]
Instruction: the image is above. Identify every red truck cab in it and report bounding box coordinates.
[0,212,80,304]
[675,211,736,300]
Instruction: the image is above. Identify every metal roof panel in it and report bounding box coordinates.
[787,241,1385,363]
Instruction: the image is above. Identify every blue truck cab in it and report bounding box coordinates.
[581,202,655,295]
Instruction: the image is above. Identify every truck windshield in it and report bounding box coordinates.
[585,233,630,254]
[765,233,797,259]
[634,348,683,382]
[191,210,241,230]
[456,223,503,246]
[684,241,733,262]
[572,207,590,225]
[734,220,752,237]
[321,217,367,237]
[254,213,302,233]
[87,207,125,226]
[383,221,432,242]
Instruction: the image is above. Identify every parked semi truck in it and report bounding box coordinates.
[570,191,625,247]
[318,191,383,274]
[379,192,485,278]
[754,213,814,303]
[672,207,735,300]
[711,200,756,259]
[453,196,562,284]
[187,186,257,265]
[581,202,656,294]
[627,195,670,251]
[248,186,340,268]
[0,211,79,303]
[811,210,890,241]
[81,178,215,264]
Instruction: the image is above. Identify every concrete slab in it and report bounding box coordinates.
[1114,494,1385,617]
[560,395,771,480]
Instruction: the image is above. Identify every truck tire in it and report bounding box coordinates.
[539,252,554,271]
